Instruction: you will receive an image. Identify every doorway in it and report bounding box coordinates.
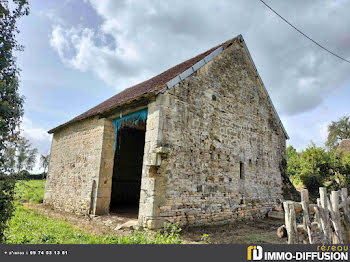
[109,123,146,218]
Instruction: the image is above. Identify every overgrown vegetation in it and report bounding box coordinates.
[15,179,45,203]
[4,179,183,244]
[0,177,16,242]
[0,0,30,242]
[286,116,350,199]
[326,116,350,150]
[287,144,350,198]
[4,205,183,244]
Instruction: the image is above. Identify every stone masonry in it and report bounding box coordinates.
[137,40,286,228]
[44,117,115,215]
[45,36,288,229]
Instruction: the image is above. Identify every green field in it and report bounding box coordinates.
[4,180,182,244]
[14,179,46,203]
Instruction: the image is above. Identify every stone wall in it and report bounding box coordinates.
[44,117,115,215]
[138,100,166,228]
[149,41,286,227]
[45,40,286,228]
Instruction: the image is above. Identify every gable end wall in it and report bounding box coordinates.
[152,41,286,226]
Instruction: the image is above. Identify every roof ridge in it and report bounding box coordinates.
[48,36,239,133]
[48,34,289,140]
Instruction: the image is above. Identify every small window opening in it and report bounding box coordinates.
[239,162,244,179]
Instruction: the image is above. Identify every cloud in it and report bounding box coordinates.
[48,0,350,116]
[21,117,51,144]
[39,9,66,25]
[49,25,69,59]
[21,117,52,173]
[319,123,329,142]
[49,24,147,88]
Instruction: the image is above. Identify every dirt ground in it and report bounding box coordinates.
[181,219,286,244]
[27,203,136,237]
[27,203,286,244]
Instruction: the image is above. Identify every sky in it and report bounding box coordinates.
[14,0,350,173]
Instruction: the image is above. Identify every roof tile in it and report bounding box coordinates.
[49,37,237,133]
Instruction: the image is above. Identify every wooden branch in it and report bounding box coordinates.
[282,187,350,244]
[292,203,317,213]
[314,205,327,243]
[296,222,320,233]
[301,200,313,243]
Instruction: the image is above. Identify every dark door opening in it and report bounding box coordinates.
[110,124,146,218]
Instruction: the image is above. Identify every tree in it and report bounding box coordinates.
[4,136,38,173]
[298,143,330,198]
[40,154,50,178]
[286,146,301,184]
[15,136,37,172]
[0,0,29,243]
[326,116,350,150]
[286,143,350,199]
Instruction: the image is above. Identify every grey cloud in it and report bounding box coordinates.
[50,0,350,115]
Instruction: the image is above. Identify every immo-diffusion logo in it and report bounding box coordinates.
[247,245,348,261]
[247,246,263,261]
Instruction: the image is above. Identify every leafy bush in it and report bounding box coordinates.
[0,177,16,242]
[0,0,30,242]
[287,144,350,199]
[300,174,323,198]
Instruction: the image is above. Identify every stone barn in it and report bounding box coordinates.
[44,35,289,229]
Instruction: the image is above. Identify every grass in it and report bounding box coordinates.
[246,232,277,243]
[4,205,182,244]
[4,179,282,244]
[15,179,46,204]
[4,179,183,244]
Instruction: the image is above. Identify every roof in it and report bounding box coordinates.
[48,35,289,139]
[338,139,350,153]
[49,37,236,134]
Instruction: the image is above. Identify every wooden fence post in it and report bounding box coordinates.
[284,201,297,244]
[301,189,312,243]
[301,189,309,205]
[330,191,343,244]
[319,187,332,243]
[314,205,327,243]
[282,187,350,244]
[341,188,350,243]
[301,200,312,243]
[341,188,350,223]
